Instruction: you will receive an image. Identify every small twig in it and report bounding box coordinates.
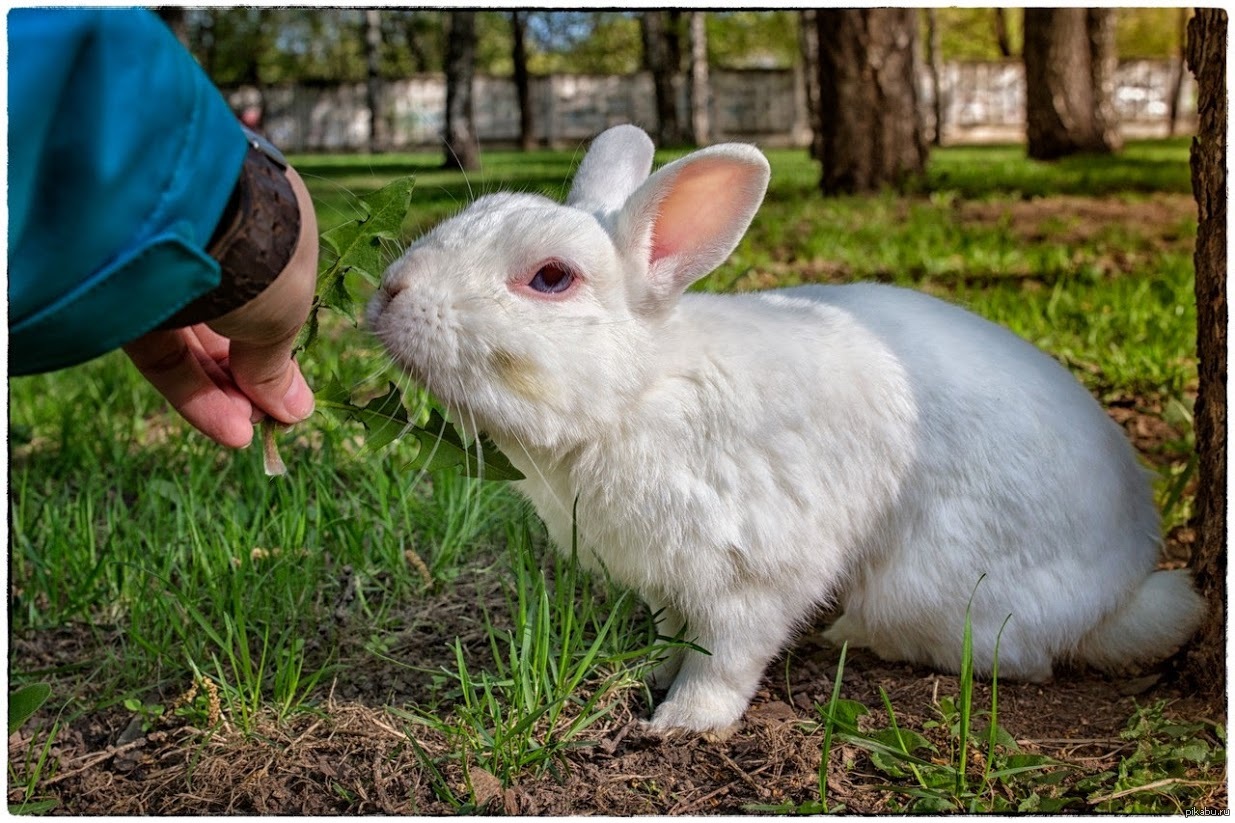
[715,749,762,792]
[285,719,324,753]
[45,732,169,786]
[368,716,411,742]
[668,783,730,815]
[598,719,638,756]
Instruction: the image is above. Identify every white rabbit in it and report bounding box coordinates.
[367,124,1205,734]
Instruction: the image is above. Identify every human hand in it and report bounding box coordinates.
[123,166,318,449]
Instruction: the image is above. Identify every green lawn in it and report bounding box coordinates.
[8,139,1216,814]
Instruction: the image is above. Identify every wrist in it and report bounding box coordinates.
[159,127,301,329]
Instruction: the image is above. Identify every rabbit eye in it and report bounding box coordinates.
[527,263,575,294]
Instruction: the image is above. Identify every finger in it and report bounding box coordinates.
[226,331,315,424]
[124,330,256,448]
[190,324,233,364]
[205,165,317,424]
[185,326,266,423]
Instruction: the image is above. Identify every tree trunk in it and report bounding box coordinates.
[443,11,479,171]
[993,8,1013,58]
[641,10,685,147]
[688,11,710,146]
[1167,7,1190,138]
[814,9,927,195]
[1183,7,1227,702]
[799,10,823,161]
[1023,8,1122,160]
[364,9,386,153]
[511,11,536,151]
[925,9,944,147]
[402,11,432,73]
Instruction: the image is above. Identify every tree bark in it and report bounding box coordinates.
[364,9,386,153]
[402,11,433,74]
[993,8,1014,58]
[443,11,479,171]
[1167,7,1190,138]
[925,9,944,147]
[511,11,536,150]
[641,10,685,147]
[814,9,927,195]
[688,11,710,146]
[1183,7,1227,702]
[1023,8,1122,160]
[799,10,823,161]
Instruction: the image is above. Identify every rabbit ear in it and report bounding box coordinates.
[615,143,770,307]
[567,125,656,214]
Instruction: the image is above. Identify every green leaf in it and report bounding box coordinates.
[8,683,51,735]
[872,725,934,754]
[302,176,414,353]
[293,297,322,354]
[315,374,353,407]
[312,377,523,481]
[319,264,360,319]
[817,697,868,735]
[9,798,58,815]
[415,410,524,481]
[352,383,413,452]
[839,731,939,770]
[320,177,415,286]
[295,177,526,482]
[1173,739,1214,763]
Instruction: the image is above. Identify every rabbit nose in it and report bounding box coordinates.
[381,280,406,300]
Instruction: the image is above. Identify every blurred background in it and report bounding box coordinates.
[154,8,1196,166]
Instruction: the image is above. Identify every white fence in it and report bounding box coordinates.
[228,60,1196,153]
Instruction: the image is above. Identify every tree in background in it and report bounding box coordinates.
[443,11,479,171]
[525,12,641,75]
[1167,7,1191,137]
[191,10,269,90]
[364,10,386,153]
[924,9,944,147]
[400,10,442,74]
[1183,8,1226,701]
[641,10,687,147]
[705,10,798,69]
[993,8,1014,57]
[813,9,926,195]
[1023,8,1121,160]
[688,11,710,146]
[511,11,536,150]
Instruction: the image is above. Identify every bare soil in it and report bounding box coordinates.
[10,621,1225,815]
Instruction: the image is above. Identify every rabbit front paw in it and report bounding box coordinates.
[647,681,748,736]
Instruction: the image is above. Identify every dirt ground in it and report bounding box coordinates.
[10,613,1225,815]
[9,193,1226,814]
[10,483,1225,816]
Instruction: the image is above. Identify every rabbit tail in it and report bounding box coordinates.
[1075,569,1206,671]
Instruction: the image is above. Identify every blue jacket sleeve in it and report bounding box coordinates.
[7,8,249,375]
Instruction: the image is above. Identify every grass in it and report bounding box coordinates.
[399,519,678,810]
[751,583,1223,815]
[7,138,1213,813]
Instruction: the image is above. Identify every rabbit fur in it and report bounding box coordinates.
[368,124,1205,734]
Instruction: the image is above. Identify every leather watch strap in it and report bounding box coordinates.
[158,129,301,329]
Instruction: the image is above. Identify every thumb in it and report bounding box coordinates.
[227,336,315,424]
